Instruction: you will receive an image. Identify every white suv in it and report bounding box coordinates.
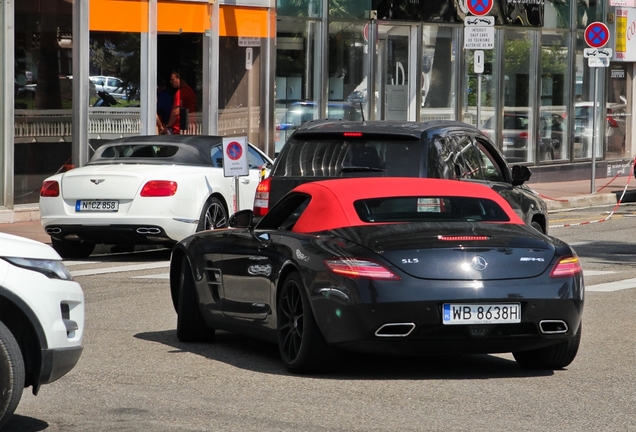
[0,233,84,427]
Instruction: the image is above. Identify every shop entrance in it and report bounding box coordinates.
[157,34,203,135]
[373,24,415,121]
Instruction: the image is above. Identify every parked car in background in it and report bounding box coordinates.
[256,120,549,234]
[0,232,84,427]
[89,76,129,100]
[275,101,364,154]
[573,102,627,156]
[172,177,583,374]
[481,111,563,162]
[39,135,272,258]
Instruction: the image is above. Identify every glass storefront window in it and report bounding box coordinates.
[463,32,499,130]
[89,32,141,108]
[275,18,322,154]
[329,21,369,104]
[277,0,322,18]
[329,0,372,20]
[545,0,571,29]
[540,31,570,162]
[574,32,601,160]
[160,34,203,136]
[218,35,260,143]
[606,63,629,159]
[421,26,456,122]
[501,29,535,164]
[577,0,603,30]
[88,32,141,144]
[14,0,74,204]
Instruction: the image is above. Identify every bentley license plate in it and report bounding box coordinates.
[442,303,520,325]
[75,200,119,212]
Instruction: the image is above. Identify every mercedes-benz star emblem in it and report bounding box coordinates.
[471,256,488,271]
[90,179,105,185]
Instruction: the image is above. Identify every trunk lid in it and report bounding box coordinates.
[60,165,191,199]
[332,223,555,280]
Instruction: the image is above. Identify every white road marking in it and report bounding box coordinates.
[584,270,616,276]
[586,278,636,292]
[67,261,635,293]
[64,261,100,266]
[133,273,170,279]
[71,262,169,276]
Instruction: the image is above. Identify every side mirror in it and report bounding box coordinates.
[511,165,532,186]
[229,209,254,228]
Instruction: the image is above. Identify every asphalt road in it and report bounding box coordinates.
[5,208,636,431]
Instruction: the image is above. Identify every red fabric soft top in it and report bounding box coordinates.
[290,177,525,233]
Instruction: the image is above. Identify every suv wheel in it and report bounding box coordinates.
[0,321,25,428]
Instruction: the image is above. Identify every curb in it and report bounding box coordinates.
[0,205,40,224]
[544,193,617,212]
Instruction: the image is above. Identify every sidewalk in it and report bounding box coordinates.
[528,173,636,211]
[0,176,635,245]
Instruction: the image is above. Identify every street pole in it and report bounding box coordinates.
[591,67,598,193]
[477,73,482,127]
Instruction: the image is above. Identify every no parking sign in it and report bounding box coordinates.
[222,137,249,177]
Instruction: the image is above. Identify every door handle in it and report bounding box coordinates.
[241,179,251,184]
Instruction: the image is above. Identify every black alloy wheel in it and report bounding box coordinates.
[197,197,227,232]
[277,272,341,374]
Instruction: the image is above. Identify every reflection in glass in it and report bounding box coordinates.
[540,31,569,162]
[218,36,259,142]
[501,29,535,164]
[544,0,570,29]
[376,25,409,121]
[14,0,74,204]
[421,26,456,122]
[574,32,600,159]
[464,32,498,130]
[606,64,629,158]
[90,32,141,107]
[275,18,322,153]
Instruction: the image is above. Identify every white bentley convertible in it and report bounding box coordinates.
[39,135,272,258]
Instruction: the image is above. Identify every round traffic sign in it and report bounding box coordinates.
[226,141,243,161]
[466,0,493,16]
[584,22,610,48]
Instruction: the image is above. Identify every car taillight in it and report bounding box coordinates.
[40,180,60,197]
[519,132,529,139]
[140,180,177,197]
[253,177,271,216]
[550,256,582,278]
[343,132,363,137]
[324,259,401,280]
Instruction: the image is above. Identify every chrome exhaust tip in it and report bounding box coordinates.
[45,227,62,234]
[375,323,416,338]
[136,227,162,235]
[539,320,569,334]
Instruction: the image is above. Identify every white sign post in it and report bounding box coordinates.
[222,137,249,213]
[464,16,494,127]
[584,22,611,193]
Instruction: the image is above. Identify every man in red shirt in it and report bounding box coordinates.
[165,70,197,134]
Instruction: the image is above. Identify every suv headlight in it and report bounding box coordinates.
[2,257,73,280]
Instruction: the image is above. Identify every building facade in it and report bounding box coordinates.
[0,0,632,220]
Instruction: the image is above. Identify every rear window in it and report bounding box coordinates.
[94,144,179,160]
[273,138,421,177]
[354,196,510,223]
